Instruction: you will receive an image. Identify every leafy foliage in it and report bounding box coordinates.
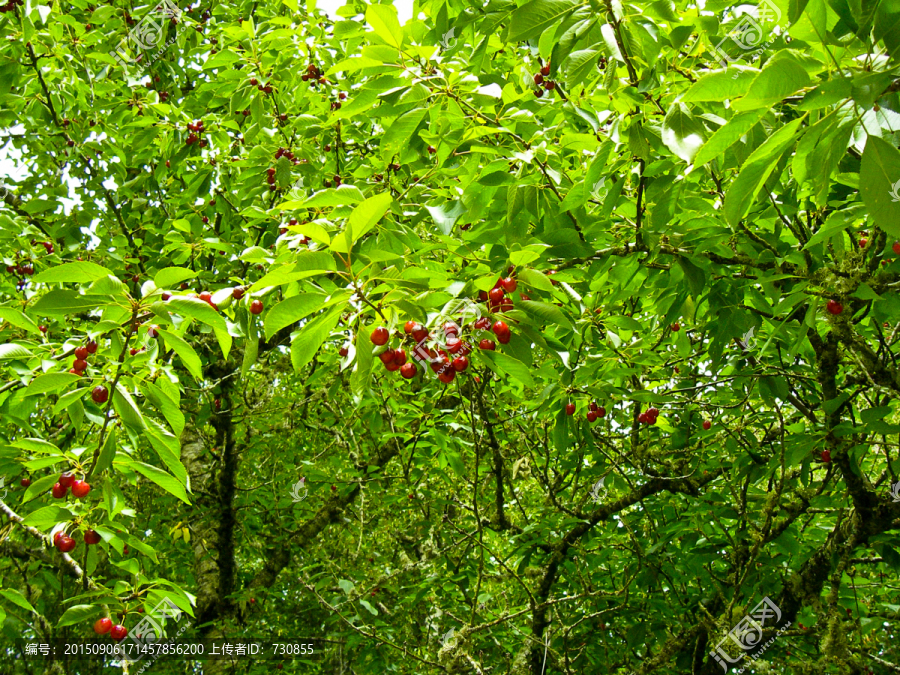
[0,0,899,673]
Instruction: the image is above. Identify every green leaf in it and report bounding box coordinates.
[481,351,535,388]
[360,599,379,615]
[732,55,811,112]
[20,505,72,531]
[351,325,374,404]
[517,268,556,293]
[505,0,580,42]
[290,306,344,372]
[249,252,338,292]
[366,4,404,49]
[143,418,189,486]
[725,119,803,226]
[692,109,767,167]
[380,108,429,164]
[265,292,350,340]
[518,300,573,329]
[0,343,33,360]
[154,267,198,289]
[0,306,41,333]
[113,384,145,431]
[33,261,114,283]
[25,372,80,396]
[0,589,37,614]
[661,103,706,163]
[125,460,190,504]
[94,427,118,474]
[162,297,228,332]
[681,67,757,102]
[22,473,59,502]
[57,604,99,628]
[564,49,600,89]
[860,136,900,239]
[331,193,394,254]
[30,290,114,315]
[158,328,203,380]
[242,317,259,379]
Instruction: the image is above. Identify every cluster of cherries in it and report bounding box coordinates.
[93,617,128,641]
[248,77,274,95]
[302,63,325,85]
[565,401,607,423]
[67,339,99,376]
[184,119,207,147]
[51,470,92,501]
[637,407,661,425]
[30,239,54,255]
[533,63,554,97]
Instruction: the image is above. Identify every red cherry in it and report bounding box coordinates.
[446,337,463,354]
[492,320,509,337]
[671,322,680,332]
[250,299,264,315]
[859,238,867,248]
[501,277,517,293]
[589,401,598,412]
[52,482,67,498]
[91,385,109,404]
[94,618,112,634]
[893,242,900,255]
[702,420,711,431]
[21,477,31,487]
[393,349,407,365]
[73,359,88,372]
[597,406,606,418]
[147,325,160,338]
[232,287,245,300]
[74,346,88,360]
[58,472,75,488]
[84,529,101,545]
[379,350,396,365]
[370,326,389,345]
[565,403,575,415]
[478,290,489,302]
[110,624,128,641]
[71,480,91,499]
[199,291,212,303]
[826,300,843,315]
[541,64,550,76]
[479,339,496,351]
[86,339,98,354]
[430,355,450,373]
[385,361,401,372]
[404,320,417,334]
[488,287,505,304]
[534,73,544,85]
[534,89,544,98]
[497,331,511,345]
[821,449,832,463]
[411,326,428,342]
[438,368,455,383]
[39,325,48,333]
[451,356,469,372]
[161,291,171,301]
[647,407,659,419]
[587,411,598,423]
[57,535,76,553]
[400,362,417,379]
[474,317,491,331]
[339,346,349,357]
